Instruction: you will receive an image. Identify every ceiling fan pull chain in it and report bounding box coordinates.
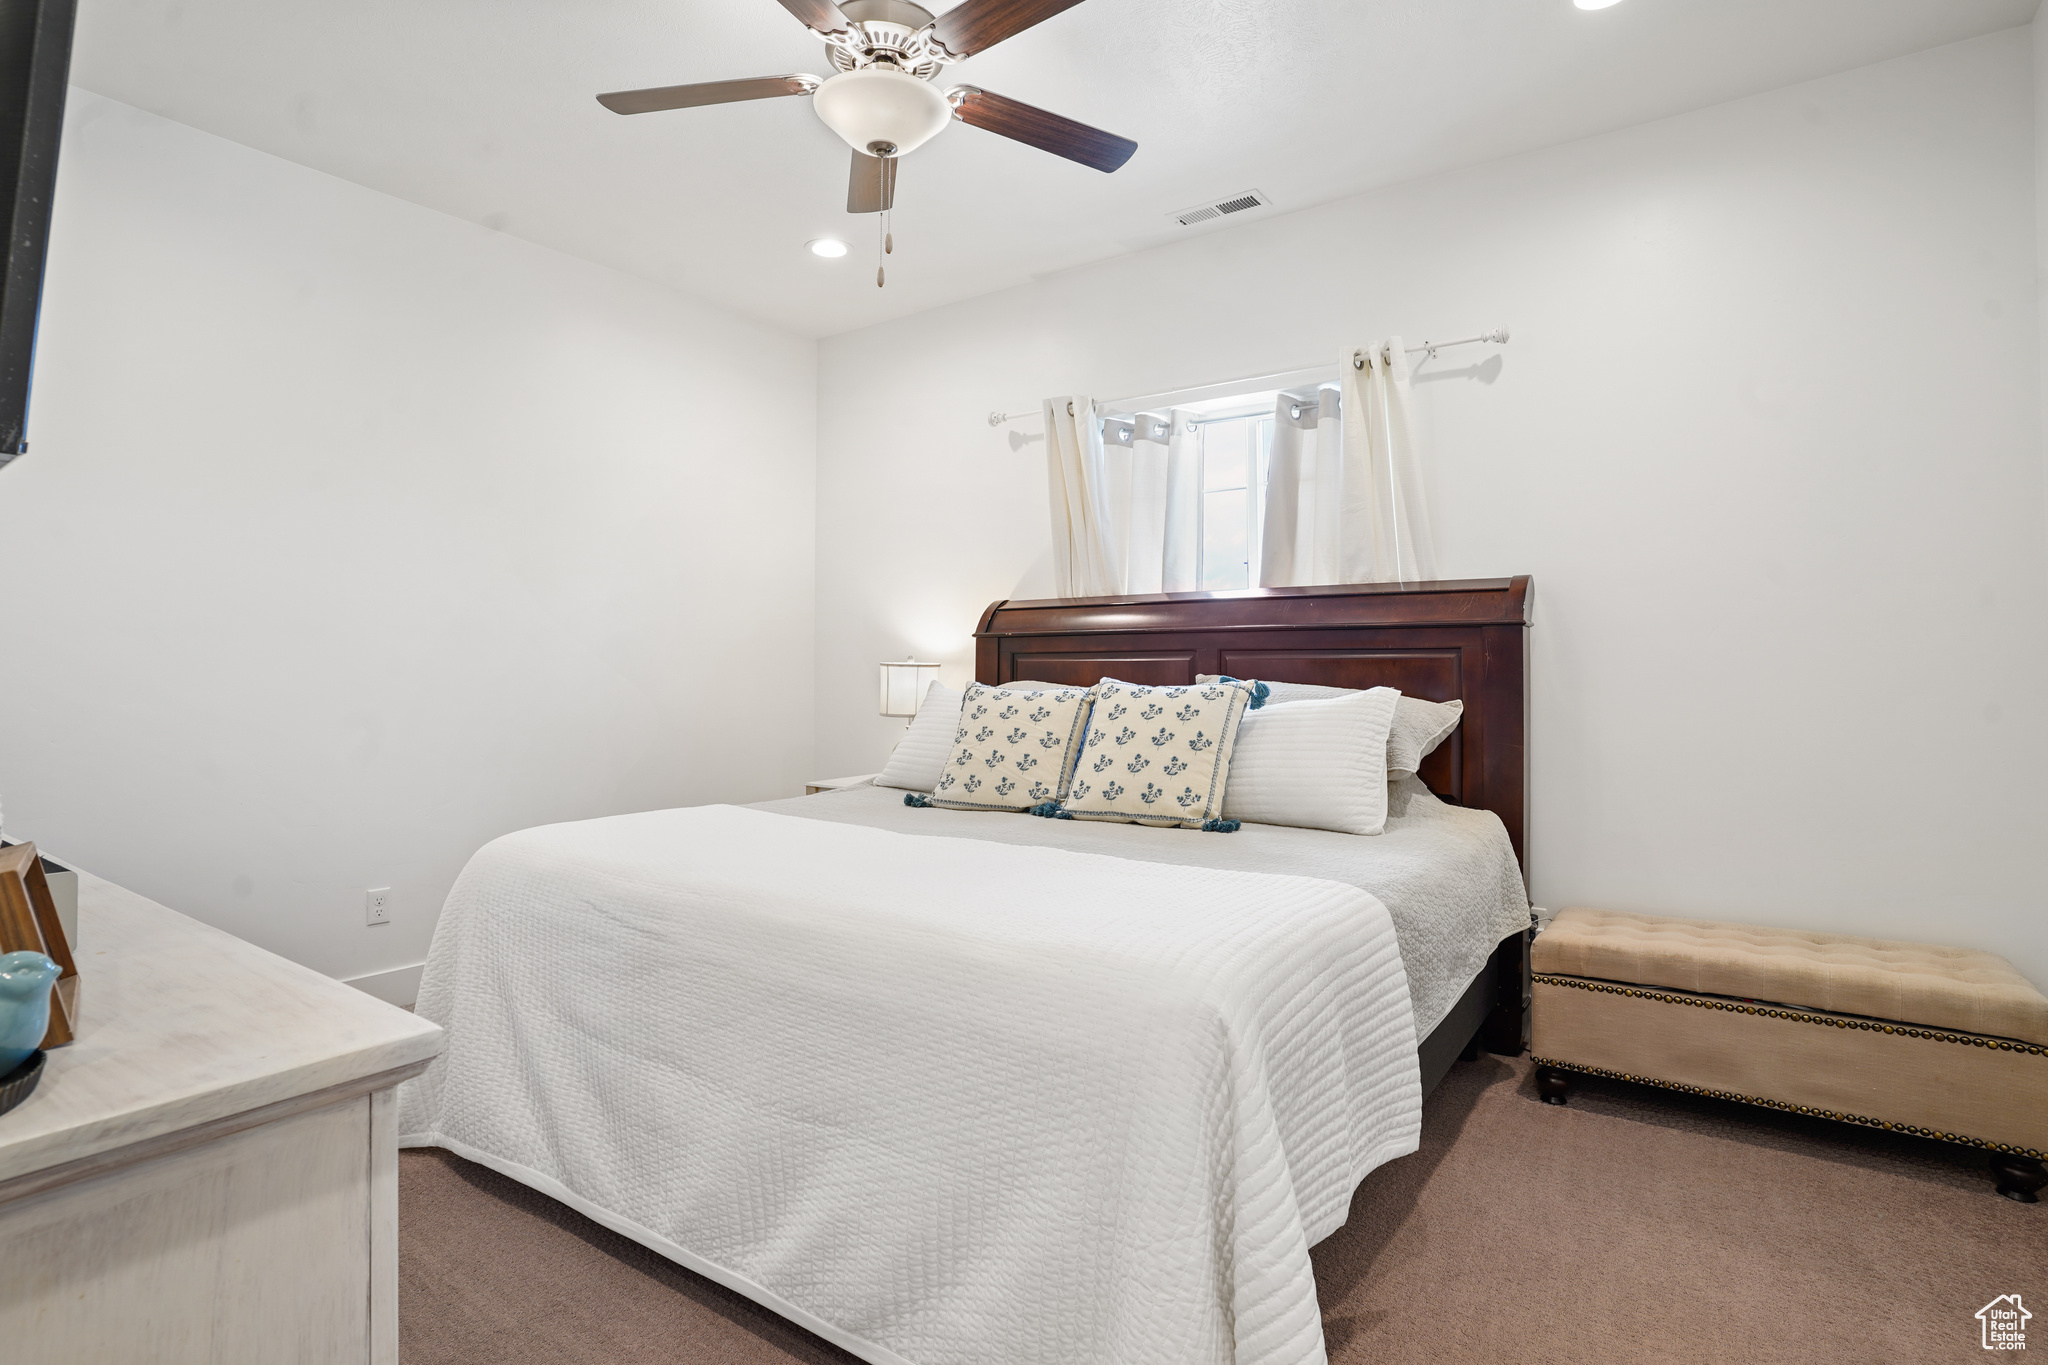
[877,211,886,287]
[885,207,893,255]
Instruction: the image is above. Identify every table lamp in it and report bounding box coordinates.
[878,658,942,718]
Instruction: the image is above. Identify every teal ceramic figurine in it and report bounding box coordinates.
[0,951,59,1073]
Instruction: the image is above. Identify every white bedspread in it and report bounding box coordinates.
[759,775,1530,1040]
[398,804,1420,1365]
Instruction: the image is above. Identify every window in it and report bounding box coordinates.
[1196,408,1273,590]
[1092,376,1333,592]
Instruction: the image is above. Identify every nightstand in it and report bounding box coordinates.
[805,774,878,795]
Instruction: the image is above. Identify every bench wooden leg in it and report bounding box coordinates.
[1992,1155,2046,1203]
[1535,1065,1572,1106]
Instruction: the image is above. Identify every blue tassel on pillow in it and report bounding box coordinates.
[1201,818,1242,833]
[904,793,932,808]
[1214,675,1270,710]
[1027,802,1075,820]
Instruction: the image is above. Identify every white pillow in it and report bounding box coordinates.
[1220,687,1401,835]
[1197,675,1462,777]
[1062,679,1256,829]
[1386,696,1462,776]
[874,681,962,792]
[929,682,1095,811]
[875,679,1066,793]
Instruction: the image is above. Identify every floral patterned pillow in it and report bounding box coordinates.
[926,683,1096,812]
[1059,678,1257,829]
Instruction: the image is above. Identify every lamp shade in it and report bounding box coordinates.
[879,659,942,717]
[813,67,952,157]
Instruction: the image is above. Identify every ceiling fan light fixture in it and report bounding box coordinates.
[812,67,952,157]
[808,237,850,257]
[1572,0,1625,8]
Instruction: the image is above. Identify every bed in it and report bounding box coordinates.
[959,577,1536,1079]
[398,577,1534,1365]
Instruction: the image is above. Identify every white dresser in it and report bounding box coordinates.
[0,866,444,1363]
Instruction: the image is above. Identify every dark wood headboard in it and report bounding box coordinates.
[975,576,1533,873]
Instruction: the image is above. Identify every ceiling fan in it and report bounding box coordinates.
[596,0,1138,220]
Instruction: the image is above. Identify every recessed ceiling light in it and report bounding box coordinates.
[808,238,849,258]
[1574,0,1625,8]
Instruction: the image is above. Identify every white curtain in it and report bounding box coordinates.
[1044,398,1199,597]
[1258,385,1344,588]
[1045,396,1113,597]
[1259,339,1437,586]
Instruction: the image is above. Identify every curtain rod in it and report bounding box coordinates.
[986,327,1510,426]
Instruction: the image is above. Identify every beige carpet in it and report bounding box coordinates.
[400,1054,2044,1364]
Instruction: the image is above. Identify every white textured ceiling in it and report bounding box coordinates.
[73,0,2033,338]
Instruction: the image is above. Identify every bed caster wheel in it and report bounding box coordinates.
[1535,1066,1571,1106]
[1992,1156,2046,1203]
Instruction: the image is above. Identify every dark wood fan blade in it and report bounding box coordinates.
[597,75,820,115]
[847,150,898,213]
[930,0,1087,58]
[949,86,1135,172]
[774,0,855,35]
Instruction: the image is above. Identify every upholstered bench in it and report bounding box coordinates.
[1530,907,2048,1201]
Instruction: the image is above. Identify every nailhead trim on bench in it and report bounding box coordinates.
[1533,973,2048,1056]
[1532,973,2046,1160]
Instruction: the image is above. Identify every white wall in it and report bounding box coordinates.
[0,91,817,983]
[2037,6,2048,532]
[816,31,2048,984]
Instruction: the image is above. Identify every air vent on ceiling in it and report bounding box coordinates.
[1169,188,1273,228]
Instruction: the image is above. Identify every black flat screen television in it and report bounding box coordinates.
[0,0,73,470]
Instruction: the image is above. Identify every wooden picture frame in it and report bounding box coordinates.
[0,842,78,1047]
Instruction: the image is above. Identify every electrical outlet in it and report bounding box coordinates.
[365,887,392,926]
